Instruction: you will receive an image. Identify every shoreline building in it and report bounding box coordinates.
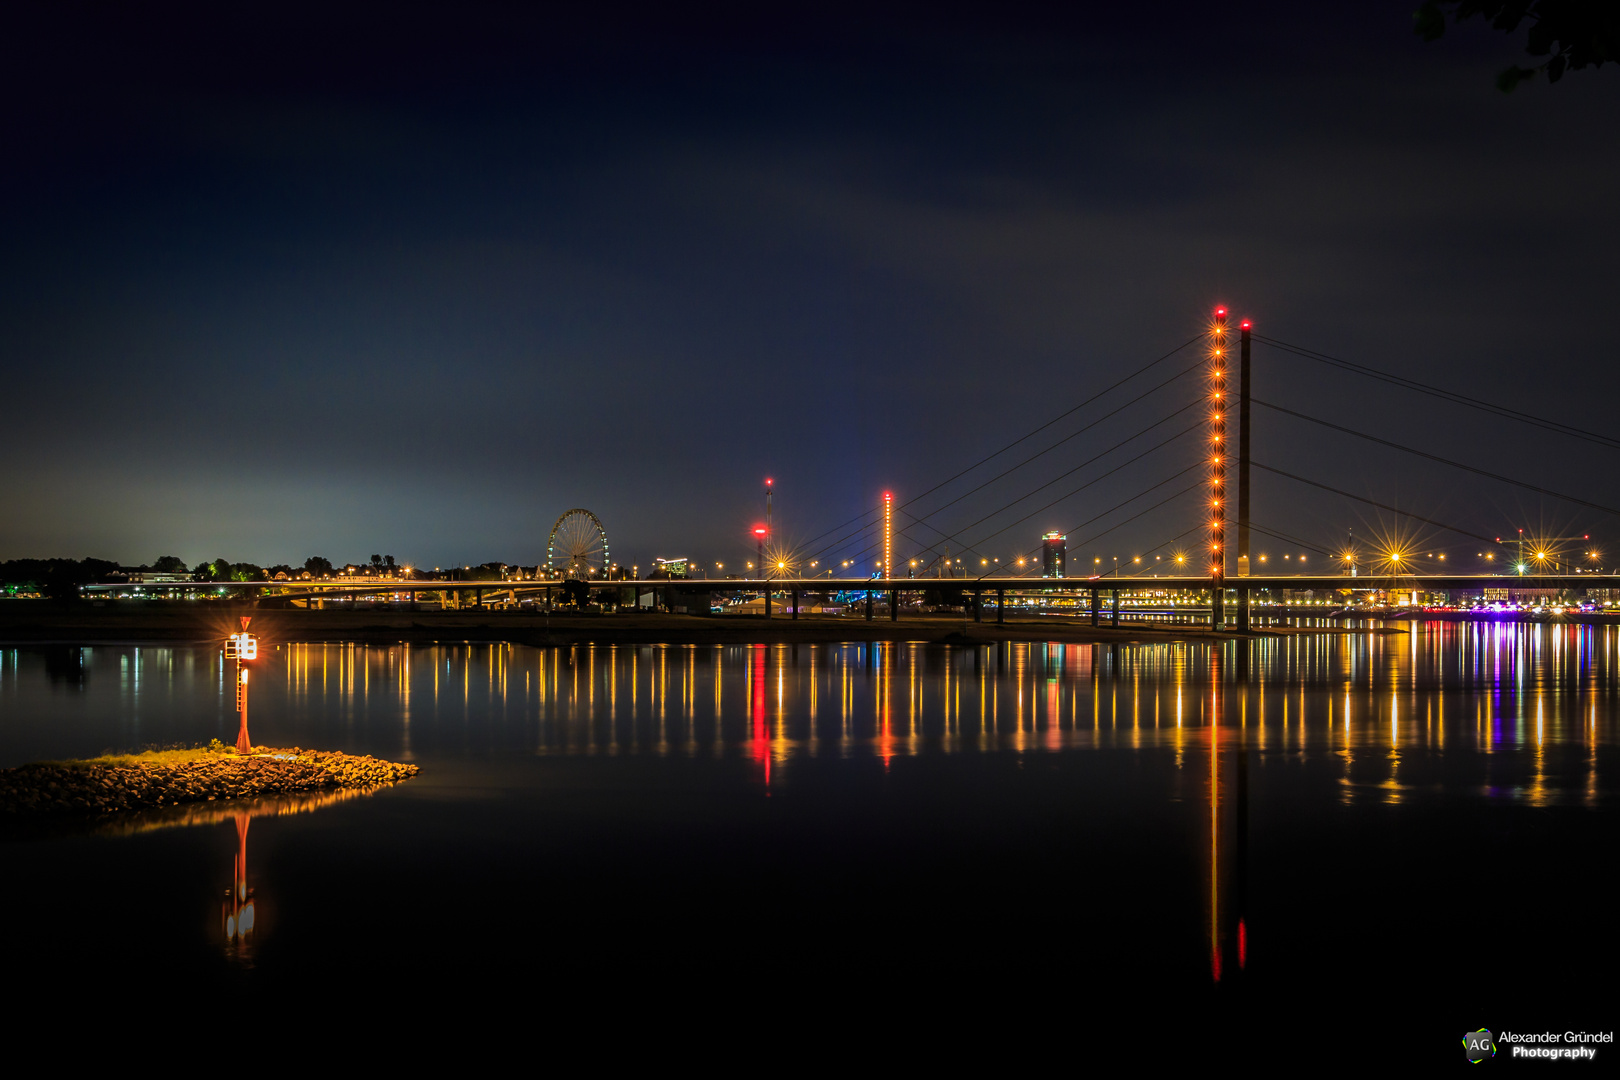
[1042,532,1066,578]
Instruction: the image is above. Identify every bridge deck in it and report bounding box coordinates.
[85,573,1620,593]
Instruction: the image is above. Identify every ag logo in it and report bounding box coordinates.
[1463,1029,1496,1063]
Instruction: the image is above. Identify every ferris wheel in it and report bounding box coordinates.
[547,509,610,579]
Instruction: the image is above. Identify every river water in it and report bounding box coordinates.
[2,624,1616,1059]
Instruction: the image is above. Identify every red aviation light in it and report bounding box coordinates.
[753,527,767,536]
[1240,319,1251,330]
[1214,306,1227,318]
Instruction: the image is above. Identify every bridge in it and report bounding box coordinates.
[85,569,1620,636]
[81,307,1620,629]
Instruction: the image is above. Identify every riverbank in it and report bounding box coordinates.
[0,746,419,817]
[0,603,1403,647]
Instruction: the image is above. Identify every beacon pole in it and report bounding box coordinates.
[225,616,259,754]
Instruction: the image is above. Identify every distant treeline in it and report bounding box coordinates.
[0,555,290,597]
[2,554,541,597]
[1,558,122,598]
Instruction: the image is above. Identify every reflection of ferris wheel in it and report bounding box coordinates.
[547,509,610,579]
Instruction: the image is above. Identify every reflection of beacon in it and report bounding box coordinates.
[222,811,256,957]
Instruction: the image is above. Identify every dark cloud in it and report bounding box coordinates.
[3,3,1617,570]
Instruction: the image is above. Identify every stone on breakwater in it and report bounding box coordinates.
[0,749,419,816]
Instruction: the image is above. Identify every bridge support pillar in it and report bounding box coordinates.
[1237,586,1250,633]
[792,588,799,620]
[1111,589,1120,627]
[890,588,899,621]
[996,587,1005,624]
[1212,584,1224,631]
[865,590,873,621]
[973,589,982,622]
[765,584,771,619]
[1090,587,1099,627]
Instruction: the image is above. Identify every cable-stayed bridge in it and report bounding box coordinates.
[88,306,1620,630]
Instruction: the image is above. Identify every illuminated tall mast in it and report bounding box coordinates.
[1237,318,1252,577]
[1209,307,1228,627]
[883,492,893,579]
[765,477,773,579]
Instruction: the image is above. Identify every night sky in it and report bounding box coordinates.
[4,4,1617,574]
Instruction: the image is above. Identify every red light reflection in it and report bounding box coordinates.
[750,645,770,791]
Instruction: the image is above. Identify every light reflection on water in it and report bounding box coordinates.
[2,622,1618,1034]
[4,623,1617,803]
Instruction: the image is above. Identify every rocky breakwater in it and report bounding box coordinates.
[0,748,420,816]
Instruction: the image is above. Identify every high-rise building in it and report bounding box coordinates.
[1042,532,1066,578]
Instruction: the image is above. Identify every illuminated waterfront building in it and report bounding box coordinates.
[1043,532,1066,578]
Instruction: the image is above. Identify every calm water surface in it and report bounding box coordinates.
[3,624,1617,1058]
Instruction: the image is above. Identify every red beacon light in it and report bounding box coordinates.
[1240,319,1252,330]
[753,527,767,536]
[765,477,773,486]
[1214,306,1227,318]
